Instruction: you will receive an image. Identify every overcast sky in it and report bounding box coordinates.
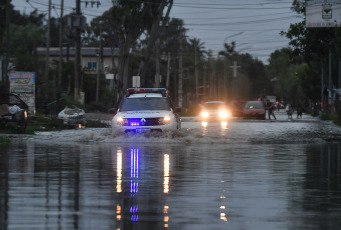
[10,0,302,64]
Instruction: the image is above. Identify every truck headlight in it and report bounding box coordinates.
[116,117,124,125]
[160,116,171,125]
[201,111,209,118]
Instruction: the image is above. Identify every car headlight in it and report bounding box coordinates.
[201,111,209,118]
[219,110,229,119]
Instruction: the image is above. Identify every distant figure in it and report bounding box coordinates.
[297,104,303,118]
[285,104,293,119]
[266,99,276,120]
[323,86,328,110]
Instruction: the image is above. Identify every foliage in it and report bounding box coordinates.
[278,1,341,106]
[219,42,236,58]
[280,1,334,62]
[3,0,321,112]
[10,23,45,71]
[0,136,11,144]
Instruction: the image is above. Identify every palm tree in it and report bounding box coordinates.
[219,41,236,58]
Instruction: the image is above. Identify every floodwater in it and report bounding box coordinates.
[1,112,341,230]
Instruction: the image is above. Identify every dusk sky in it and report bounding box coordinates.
[10,0,302,64]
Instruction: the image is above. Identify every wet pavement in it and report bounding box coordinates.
[1,111,341,229]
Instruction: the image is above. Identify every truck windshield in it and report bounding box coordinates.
[119,98,171,111]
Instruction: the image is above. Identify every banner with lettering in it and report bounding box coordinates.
[9,72,35,116]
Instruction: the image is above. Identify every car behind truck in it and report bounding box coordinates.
[0,93,28,132]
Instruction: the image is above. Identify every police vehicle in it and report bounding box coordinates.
[111,88,181,133]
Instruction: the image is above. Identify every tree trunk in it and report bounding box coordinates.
[138,0,173,86]
[117,33,133,96]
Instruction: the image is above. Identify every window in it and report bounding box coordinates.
[87,62,97,70]
[120,98,171,111]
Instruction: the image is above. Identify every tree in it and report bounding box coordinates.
[103,0,173,96]
[279,1,339,104]
[10,24,45,71]
[219,41,236,58]
[188,38,205,103]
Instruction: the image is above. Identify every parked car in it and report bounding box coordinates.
[111,88,181,133]
[243,100,266,120]
[58,105,86,126]
[0,93,28,132]
[229,99,246,117]
[200,101,231,126]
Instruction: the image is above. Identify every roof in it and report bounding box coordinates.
[36,47,118,57]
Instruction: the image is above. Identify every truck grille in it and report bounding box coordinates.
[124,118,163,126]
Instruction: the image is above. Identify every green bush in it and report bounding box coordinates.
[0,136,11,144]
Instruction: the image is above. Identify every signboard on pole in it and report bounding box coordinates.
[306,0,341,27]
[9,72,35,116]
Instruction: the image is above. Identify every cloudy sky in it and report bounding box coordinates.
[10,0,302,64]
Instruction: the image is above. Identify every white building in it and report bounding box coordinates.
[36,47,119,74]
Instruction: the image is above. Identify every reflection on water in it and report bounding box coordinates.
[0,142,341,229]
[164,154,170,194]
[201,122,229,137]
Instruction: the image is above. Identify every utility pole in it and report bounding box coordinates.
[3,0,10,90]
[155,38,160,88]
[230,61,240,98]
[178,36,183,108]
[329,41,332,90]
[203,64,207,101]
[96,31,102,103]
[224,57,227,100]
[58,0,64,89]
[166,52,170,88]
[74,0,81,101]
[45,0,51,98]
[194,44,199,104]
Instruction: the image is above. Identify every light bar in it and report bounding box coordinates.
[127,88,167,93]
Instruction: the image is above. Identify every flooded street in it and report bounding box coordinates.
[1,112,341,230]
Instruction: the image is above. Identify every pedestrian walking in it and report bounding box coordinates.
[323,86,328,111]
[285,103,293,119]
[266,99,276,120]
[297,104,303,118]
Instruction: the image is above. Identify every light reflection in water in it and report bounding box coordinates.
[117,149,122,193]
[130,149,139,222]
[130,149,139,193]
[220,121,228,127]
[164,205,169,228]
[115,148,172,226]
[164,154,170,194]
[116,204,121,220]
[220,188,227,221]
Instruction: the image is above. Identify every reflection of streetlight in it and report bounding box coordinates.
[223,32,243,44]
